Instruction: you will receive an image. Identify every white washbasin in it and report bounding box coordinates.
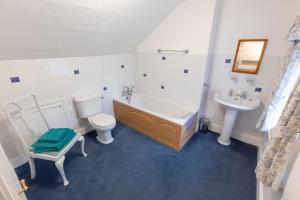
[214,91,260,145]
[214,91,260,111]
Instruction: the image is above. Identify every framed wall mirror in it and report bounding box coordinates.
[232,39,268,74]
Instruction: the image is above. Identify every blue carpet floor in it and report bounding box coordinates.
[16,122,257,200]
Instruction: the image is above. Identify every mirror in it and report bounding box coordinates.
[232,39,268,74]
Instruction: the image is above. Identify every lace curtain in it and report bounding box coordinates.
[256,16,300,190]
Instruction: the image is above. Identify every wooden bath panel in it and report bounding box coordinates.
[113,101,130,124]
[156,122,180,149]
[129,111,156,139]
[113,100,196,151]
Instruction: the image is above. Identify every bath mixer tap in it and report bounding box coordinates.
[122,85,134,96]
[122,86,129,95]
[122,85,135,103]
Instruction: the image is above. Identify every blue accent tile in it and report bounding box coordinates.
[121,65,125,68]
[74,70,80,74]
[184,69,189,73]
[10,77,20,83]
[103,87,108,91]
[225,59,232,64]
[255,87,262,92]
[162,56,166,60]
[161,85,165,89]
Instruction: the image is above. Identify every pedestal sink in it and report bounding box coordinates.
[214,91,260,145]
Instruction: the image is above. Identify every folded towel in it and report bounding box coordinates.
[38,128,70,143]
[31,128,76,153]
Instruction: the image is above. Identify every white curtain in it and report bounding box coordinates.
[257,16,300,132]
[256,16,300,190]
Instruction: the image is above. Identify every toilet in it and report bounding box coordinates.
[74,89,116,144]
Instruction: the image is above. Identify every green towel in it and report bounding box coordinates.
[31,128,76,153]
[38,128,70,143]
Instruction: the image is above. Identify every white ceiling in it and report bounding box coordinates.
[0,0,183,60]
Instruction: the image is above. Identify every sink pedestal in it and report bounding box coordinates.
[214,91,260,145]
[218,108,238,145]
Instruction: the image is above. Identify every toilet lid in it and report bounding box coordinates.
[89,113,116,128]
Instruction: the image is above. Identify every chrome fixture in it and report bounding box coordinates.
[229,89,234,96]
[157,49,189,54]
[122,85,135,103]
[230,75,238,82]
[241,91,248,99]
[228,89,248,99]
[246,78,256,86]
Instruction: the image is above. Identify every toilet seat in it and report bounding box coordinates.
[88,113,116,129]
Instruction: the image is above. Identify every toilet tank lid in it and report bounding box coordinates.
[73,89,101,102]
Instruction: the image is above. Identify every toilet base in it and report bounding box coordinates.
[96,130,114,144]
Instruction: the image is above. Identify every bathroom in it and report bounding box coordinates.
[0,0,299,199]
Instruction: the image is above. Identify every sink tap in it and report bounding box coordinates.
[229,89,234,96]
[241,91,248,99]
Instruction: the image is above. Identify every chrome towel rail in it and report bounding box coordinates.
[157,49,189,54]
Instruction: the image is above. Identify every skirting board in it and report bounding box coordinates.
[10,155,27,169]
[209,123,261,147]
[10,125,93,168]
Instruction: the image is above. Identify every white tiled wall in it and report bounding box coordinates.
[135,0,216,127]
[0,54,135,161]
[135,52,207,111]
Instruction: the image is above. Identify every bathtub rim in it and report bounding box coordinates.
[113,94,199,126]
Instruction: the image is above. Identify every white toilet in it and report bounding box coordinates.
[74,89,116,144]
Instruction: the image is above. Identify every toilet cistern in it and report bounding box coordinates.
[214,90,260,145]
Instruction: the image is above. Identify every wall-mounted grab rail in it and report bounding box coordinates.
[157,49,189,54]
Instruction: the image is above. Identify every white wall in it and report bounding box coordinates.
[203,0,300,146]
[136,0,217,113]
[137,0,216,54]
[0,0,183,60]
[0,54,135,165]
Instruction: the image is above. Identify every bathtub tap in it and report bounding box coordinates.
[122,85,134,103]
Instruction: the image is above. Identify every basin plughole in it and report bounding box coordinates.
[214,91,260,145]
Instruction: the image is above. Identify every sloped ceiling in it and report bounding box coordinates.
[0,0,183,60]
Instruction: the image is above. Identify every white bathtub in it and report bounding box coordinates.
[113,93,198,126]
